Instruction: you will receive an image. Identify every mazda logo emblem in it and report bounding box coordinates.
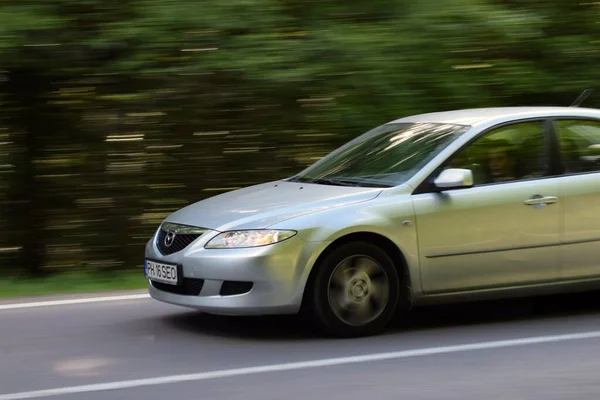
[164,231,176,247]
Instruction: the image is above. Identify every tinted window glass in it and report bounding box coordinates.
[445,121,548,185]
[555,119,600,174]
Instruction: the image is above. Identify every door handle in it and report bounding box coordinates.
[523,196,558,206]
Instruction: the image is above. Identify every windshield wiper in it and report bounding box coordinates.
[307,178,359,187]
[306,178,391,188]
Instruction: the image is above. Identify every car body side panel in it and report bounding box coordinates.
[412,178,562,293]
[270,193,422,296]
[556,172,600,280]
[410,275,600,307]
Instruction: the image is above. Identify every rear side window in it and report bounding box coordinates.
[554,120,600,174]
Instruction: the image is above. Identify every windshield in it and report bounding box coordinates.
[290,122,470,187]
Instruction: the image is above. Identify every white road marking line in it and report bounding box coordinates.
[1,330,600,400]
[0,294,150,311]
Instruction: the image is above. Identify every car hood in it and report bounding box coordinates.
[164,180,383,231]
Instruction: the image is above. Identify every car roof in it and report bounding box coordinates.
[389,106,600,126]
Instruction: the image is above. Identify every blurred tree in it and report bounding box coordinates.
[1,0,600,275]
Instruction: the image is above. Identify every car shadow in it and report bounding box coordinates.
[162,312,320,341]
[161,289,600,341]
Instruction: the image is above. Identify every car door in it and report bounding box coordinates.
[412,119,562,294]
[552,118,600,280]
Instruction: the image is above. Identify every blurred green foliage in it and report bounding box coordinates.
[1,0,600,276]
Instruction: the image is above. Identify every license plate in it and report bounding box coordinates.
[145,259,179,285]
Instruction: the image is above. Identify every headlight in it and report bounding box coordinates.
[204,230,297,249]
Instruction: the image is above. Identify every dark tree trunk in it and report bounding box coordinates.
[6,69,50,277]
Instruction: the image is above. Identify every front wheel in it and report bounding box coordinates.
[308,241,401,338]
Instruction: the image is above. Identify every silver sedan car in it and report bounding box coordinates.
[145,106,600,337]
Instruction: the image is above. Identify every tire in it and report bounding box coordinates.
[307,241,401,338]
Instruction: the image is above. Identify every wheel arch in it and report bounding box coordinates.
[300,231,413,312]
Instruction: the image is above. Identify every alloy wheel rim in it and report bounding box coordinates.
[326,255,390,327]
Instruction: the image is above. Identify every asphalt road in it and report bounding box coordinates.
[1,288,600,400]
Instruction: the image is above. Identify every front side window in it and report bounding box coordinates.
[291,122,470,187]
[554,119,600,174]
[444,121,548,185]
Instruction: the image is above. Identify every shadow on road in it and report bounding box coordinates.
[161,289,600,341]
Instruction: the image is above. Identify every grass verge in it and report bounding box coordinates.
[0,269,148,299]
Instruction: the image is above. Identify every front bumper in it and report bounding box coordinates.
[145,228,325,316]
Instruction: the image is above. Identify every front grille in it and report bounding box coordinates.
[152,278,205,296]
[156,228,202,255]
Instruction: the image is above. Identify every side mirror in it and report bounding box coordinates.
[433,168,474,190]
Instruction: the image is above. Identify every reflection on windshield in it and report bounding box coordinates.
[291,122,470,187]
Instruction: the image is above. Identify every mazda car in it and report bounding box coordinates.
[145,106,600,337]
